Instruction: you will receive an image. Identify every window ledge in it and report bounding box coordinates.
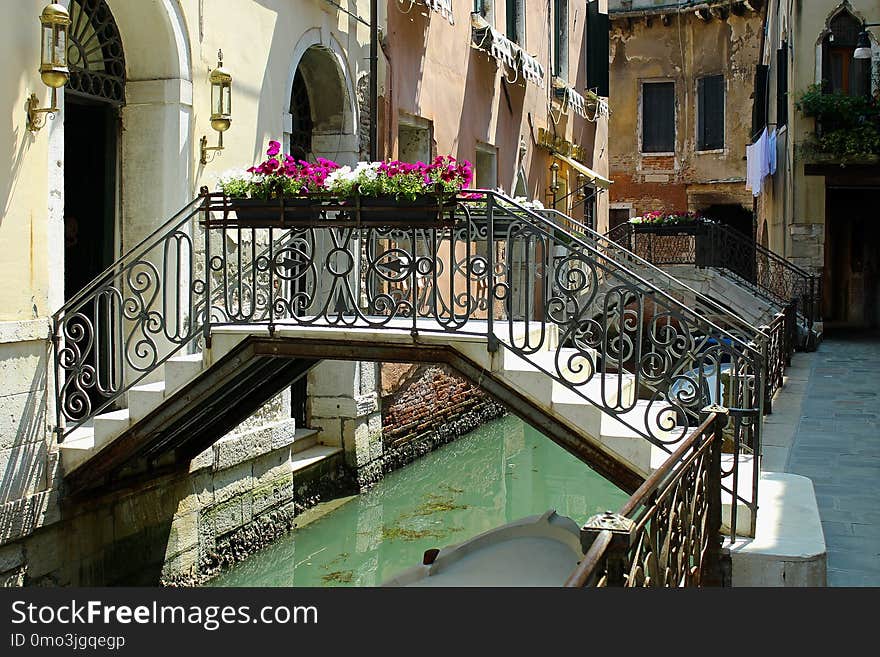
[695,148,726,155]
[640,151,675,157]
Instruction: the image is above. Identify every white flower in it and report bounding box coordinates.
[629,217,643,224]
[325,165,353,189]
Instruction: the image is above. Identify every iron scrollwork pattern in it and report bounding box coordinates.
[54,198,205,431]
[608,221,821,331]
[569,418,723,588]
[55,192,764,529]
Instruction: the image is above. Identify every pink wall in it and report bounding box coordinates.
[383,2,609,218]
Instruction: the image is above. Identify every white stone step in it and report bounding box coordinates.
[93,408,131,446]
[500,348,609,406]
[291,427,319,455]
[58,424,96,473]
[128,381,166,423]
[291,444,342,473]
[164,352,205,395]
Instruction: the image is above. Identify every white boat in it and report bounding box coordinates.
[382,510,583,587]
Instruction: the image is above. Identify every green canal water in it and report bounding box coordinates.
[209,415,627,587]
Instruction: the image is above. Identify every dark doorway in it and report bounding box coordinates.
[825,187,880,328]
[702,203,753,239]
[64,99,118,301]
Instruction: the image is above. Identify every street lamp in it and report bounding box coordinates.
[200,50,233,164]
[27,3,71,132]
[549,161,560,208]
[853,24,877,98]
[853,26,875,61]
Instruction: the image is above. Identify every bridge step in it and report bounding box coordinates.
[93,409,131,446]
[291,444,342,473]
[128,381,166,423]
[58,424,97,473]
[164,353,205,395]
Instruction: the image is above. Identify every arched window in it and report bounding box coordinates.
[822,9,862,95]
[66,0,126,105]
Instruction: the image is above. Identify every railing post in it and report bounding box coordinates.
[52,317,65,442]
[700,406,728,586]
[580,511,635,587]
[202,190,212,350]
[486,194,498,352]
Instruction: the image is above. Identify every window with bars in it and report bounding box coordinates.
[641,81,675,153]
[697,75,725,151]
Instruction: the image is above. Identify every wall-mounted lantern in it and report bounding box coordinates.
[853,24,877,98]
[576,173,588,200]
[200,50,232,164]
[27,3,71,132]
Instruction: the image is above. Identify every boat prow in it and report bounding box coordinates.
[382,510,583,587]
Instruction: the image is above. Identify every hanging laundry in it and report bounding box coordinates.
[768,128,777,176]
[746,127,774,197]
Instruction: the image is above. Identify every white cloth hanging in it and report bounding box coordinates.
[746,127,773,197]
[768,128,777,175]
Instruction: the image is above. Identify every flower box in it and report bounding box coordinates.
[211,140,472,230]
[205,193,458,229]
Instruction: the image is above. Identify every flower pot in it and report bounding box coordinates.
[227,197,314,225]
[347,194,457,227]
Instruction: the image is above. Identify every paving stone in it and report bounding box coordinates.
[827,569,880,587]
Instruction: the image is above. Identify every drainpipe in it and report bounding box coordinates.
[370,0,378,161]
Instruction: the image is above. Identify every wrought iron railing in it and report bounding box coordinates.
[53,190,763,533]
[539,208,766,348]
[564,410,725,587]
[607,221,821,333]
[53,197,205,435]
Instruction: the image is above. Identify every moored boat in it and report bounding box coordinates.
[382,510,583,587]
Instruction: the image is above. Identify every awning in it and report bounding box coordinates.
[553,153,613,189]
[423,0,454,25]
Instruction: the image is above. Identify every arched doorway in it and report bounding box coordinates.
[63,0,125,301]
[286,44,358,165]
[285,40,363,428]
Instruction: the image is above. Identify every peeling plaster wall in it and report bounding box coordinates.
[385,1,610,228]
[608,5,761,217]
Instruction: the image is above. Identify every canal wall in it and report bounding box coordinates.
[375,364,508,479]
[0,393,352,586]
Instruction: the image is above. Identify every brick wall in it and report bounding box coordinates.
[378,364,507,472]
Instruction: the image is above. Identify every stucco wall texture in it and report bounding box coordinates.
[608,5,761,217]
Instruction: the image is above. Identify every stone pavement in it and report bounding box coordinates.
[779,331,880,586]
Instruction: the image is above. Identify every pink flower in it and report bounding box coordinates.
[267,140,281,157]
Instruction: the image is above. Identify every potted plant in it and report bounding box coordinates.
[213,141,473,227]
[796,85,880,164]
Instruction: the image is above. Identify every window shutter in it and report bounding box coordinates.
[698,75,724,150]
[642,82,675,153]
[587,0,610,97]
[777,43,788,127]
[752,64,769,139]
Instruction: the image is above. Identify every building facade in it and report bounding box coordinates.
[0,0,610,585]
[385,0,612,228]
[607,0,763,236]
[757,0,880,328]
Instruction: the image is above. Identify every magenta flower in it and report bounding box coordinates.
[266,140,281,157]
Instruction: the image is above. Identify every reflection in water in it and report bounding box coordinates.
[209,415,628,587]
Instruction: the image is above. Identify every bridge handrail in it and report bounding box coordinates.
[538,207,767,343]
[564,411,725,587]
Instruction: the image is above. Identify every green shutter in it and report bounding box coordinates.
[587,0,609,97]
